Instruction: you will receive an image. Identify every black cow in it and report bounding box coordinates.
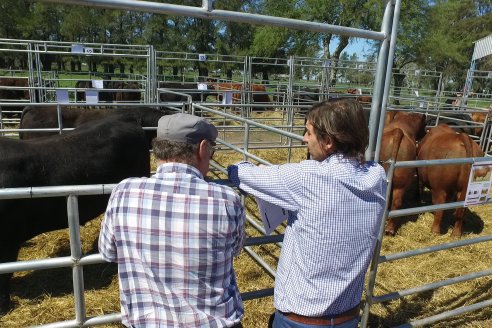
[0,114,151,313]
[0,77,30,118]
[19,105,175,147]
[75,80,142,103]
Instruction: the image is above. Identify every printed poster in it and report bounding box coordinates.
[464,161,492,206]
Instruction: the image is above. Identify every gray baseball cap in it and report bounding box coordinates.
[156,113,218,144]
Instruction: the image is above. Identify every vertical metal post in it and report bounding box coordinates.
[67,195,87,325]
[56,103,63,135]
[461,60,476,109]
[243,122,250,162]
[27,42,36,103]
[148,45,155,103]
[435,71,443,104]
[202,0,212,11]
[372,0,402,162]
[360,160,395,328]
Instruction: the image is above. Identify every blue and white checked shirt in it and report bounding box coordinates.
[99,163,245,328]
[228,154,387,316]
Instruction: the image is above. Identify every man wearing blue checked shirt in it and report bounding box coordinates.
[228,99,387,328]
[99,113,245,328]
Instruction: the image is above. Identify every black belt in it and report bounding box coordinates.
[279,304,360,326]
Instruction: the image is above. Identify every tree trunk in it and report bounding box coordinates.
[392,69,405,105]
[330,36,350,86]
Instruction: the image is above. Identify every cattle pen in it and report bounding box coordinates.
[0,0,492,327]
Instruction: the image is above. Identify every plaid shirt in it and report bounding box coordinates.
[99,163,245,328]
[228,154,387,316]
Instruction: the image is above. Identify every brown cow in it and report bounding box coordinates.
[469,107,491,136]
[471,165,491,182]
[208,80,271,110]
[417,124,484,237]
[346,88,372,104]
[380,112,427,235]
[0,77,29,99]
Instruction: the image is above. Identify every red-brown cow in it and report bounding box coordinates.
[208,81,271,109]
[346,88,372,104]
[380,112,427,235]
[469,107,491,136]
[417,123,484,237]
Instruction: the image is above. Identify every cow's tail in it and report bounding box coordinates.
[385,127,404,172]
[384,128,405,208]
[457,132,474,202]
[19,105,34,122]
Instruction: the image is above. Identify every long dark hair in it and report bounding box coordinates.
[306,98,368,162]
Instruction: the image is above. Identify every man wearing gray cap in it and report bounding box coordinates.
[99,113,246,328]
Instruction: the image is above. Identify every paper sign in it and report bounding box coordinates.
[414,90,419,97]
[323,59,330,68]
[71,44,84,53]
[92,80,104,89]
[197,83,208,90]
[84,47,94,54]
[256,197,288,235]
[55,89,69,104]
[85,90,99,103]
[198,54,207,61]
[419,99,428,109]
[222,91,233,105]
[464,161,492,206]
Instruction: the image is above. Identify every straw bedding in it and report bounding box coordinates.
[1,113,491,327]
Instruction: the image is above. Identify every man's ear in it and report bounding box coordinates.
[322,136,334,155]
[197,139,209,161]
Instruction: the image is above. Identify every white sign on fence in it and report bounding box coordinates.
[222,91,233,105]
[92,80,104,89]
[71,44,84,53]
[55,89,69,103]
[85,90,99,104]
[464,161,492,206]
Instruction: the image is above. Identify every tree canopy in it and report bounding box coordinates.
[0,0,491,91]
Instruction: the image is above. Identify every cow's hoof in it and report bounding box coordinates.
[431,227,441,235]
[450,231,462,239]
[0,296,11,316]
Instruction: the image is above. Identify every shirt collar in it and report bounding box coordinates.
[155,162,204,179]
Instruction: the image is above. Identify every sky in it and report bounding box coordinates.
[329,37,375,60]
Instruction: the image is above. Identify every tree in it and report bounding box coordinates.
[416,0,492,92]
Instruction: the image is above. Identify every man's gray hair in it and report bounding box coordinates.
[152,138,199,165]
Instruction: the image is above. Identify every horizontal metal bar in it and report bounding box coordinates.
[241,287,274,301]
[393,156,491,169]
[243,246,276,278]
[380,234,492,263]
[244,234,284,246]
[0,184,116,199]
[36,313,122,328]
[35,0,386,41]
[394,299,492,328]
[388,198,492,219]
[372,268,492,304]
[195,104,303,141]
